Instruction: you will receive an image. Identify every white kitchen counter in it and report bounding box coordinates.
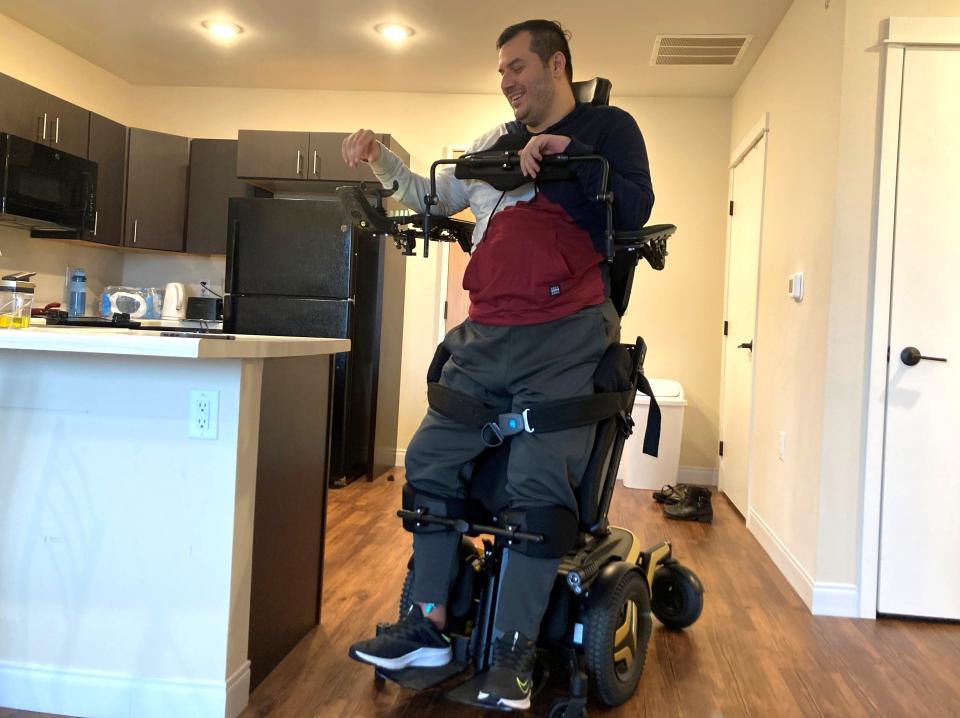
[0,330,346,718]
[0,326,349,359]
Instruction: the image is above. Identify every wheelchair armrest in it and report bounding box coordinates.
[335,184,398,235]
[613,223,676,246]
[613,223,676,271]
[406,214,475,254]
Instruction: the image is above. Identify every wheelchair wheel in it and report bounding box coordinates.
[398,567,416,620]
[583,568,651,707]
[650,564,704,629]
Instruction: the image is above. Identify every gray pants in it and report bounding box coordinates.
[405,300,620,639]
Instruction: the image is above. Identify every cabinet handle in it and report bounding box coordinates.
[93,210,98,236]
[296,150,302,177]
[54,117,60,144]
[313,150,318,177]
[133,219,139,244]
[38,112,48,141]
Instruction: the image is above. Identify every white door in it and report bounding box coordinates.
[718,135,766,516]
[878,47,960,619]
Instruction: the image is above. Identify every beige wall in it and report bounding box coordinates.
[816,0,960,585]
[730,0,847,577]
[0,12,729,472]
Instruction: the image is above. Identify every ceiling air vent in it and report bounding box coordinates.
[651,35,752,66]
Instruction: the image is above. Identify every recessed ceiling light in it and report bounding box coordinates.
[375,23,415,42]
[202,20,244,38]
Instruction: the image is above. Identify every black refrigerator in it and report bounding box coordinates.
[223,195,405,485]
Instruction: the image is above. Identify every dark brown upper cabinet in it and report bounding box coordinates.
[124,128,189,252]
[85,113,127,247]
[236,130,310,180]
[236,130,409,185]
[0,73,44,142]
[0,73,90,158]
[36,91,90,159]
[185,139,256,255]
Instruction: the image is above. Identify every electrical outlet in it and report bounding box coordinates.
[778,431,786,461]
[189,390,219,439]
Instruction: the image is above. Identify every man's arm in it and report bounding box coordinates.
[566,111,654,231]
[341,129,470,216]
[515,112,654,231]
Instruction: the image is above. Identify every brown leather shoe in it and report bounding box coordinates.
[663,486,713,523]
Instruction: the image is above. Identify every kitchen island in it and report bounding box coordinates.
[0,328,349,718]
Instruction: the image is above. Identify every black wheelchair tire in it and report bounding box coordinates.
[398,567,416,621]
[583,568,652,707]
[650,564,704,629]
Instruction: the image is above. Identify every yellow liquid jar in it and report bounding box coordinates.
[0,275,36,329]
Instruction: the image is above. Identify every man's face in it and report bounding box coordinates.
[498,31,556,128]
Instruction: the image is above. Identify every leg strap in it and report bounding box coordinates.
[401,483,472,534]
[498,505,580,558]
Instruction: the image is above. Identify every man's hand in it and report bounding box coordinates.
[341,129,382,168]
[519,134,572,178]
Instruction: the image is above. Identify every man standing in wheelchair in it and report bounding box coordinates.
[342,19,654,711]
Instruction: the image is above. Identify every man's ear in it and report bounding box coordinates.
[550,51,566,79]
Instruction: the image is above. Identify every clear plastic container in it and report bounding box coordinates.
[0,278,36,329]
[67,267,87,317]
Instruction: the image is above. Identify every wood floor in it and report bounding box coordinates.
[5,471,960,717]
[240,472,960,718]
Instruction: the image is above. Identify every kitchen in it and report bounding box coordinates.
[2,2,960,718]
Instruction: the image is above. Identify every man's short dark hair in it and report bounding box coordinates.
[497,20,573,84]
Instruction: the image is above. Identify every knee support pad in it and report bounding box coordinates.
[401,482,471,534]
[498,505,580,558]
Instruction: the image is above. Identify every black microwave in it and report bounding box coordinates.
[0,133,97,232]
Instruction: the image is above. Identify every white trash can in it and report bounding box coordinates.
[619,379,686,489]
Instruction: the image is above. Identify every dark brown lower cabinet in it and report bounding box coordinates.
[124,128,189,251]
[249,355,332,689]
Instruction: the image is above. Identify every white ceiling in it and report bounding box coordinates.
[0,0,793,97]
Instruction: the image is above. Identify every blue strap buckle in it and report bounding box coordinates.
[498,409,534,437]
[480,409,535,448]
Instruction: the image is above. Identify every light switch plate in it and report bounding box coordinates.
[788,272,804,302]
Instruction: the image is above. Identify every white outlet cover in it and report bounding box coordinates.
[189,390,219,440]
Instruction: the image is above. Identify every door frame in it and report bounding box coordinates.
[717,114,769,515]
[436,144,469,344]
[860,17,960,619]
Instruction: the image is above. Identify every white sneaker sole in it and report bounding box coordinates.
[353,646,452,671]
[477,691,531,711]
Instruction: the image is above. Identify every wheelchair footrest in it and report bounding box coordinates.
[375,659,469,691]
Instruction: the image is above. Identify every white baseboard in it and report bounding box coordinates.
[811,583,860,617]
[395,449,406,468]
[746,508,815,609]
[677,466,718,486]
[0,660,250,718]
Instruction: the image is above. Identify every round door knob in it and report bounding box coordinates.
[900,346,948,366]
[737,341,753,351]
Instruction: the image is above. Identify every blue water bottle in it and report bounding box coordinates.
[68,268,87,317]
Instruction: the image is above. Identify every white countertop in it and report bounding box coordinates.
[0,326,350,359]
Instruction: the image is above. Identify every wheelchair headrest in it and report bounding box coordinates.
[571,77,612,106]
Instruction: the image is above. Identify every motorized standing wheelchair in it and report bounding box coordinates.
[336,79,704,717]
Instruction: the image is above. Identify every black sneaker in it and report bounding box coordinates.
[348,605,452,671]
[475,631,536,711]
